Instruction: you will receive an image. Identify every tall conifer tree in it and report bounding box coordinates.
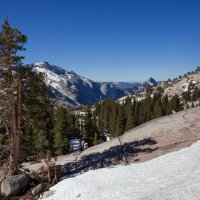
[0,19,27,175]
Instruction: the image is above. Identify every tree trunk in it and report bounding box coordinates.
[8,81,21,176]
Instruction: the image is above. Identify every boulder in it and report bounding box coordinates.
[1,173,30,197]
[32,183,43,196]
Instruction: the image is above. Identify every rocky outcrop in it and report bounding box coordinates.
[1,173,30,197]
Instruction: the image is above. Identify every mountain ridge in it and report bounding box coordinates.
[25,61,158,106]
[29,62,125,106]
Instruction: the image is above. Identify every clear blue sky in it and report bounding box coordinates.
[1,0,200,82]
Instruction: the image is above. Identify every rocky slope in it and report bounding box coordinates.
[22,106,200,175]
[119,69,200,107]
[162,72,200,98]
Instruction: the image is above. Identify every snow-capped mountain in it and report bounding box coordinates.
[30,62,124,106]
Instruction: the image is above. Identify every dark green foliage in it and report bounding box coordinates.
[0,19,27,172]
[124,102,135,132]
[152,93,163,118]
[169,94,182,112]
[0,19,27,65]
[93,92,183,138]
[83,107,94,147]
[17,67,54,160]
[162,95,170,115]
[115,106,126,136]
[54,107,69,156]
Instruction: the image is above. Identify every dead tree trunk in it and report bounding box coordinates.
[45,150,51,183]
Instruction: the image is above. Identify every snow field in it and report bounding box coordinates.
[41,140,200,200]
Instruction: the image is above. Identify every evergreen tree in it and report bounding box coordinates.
[169,94,182,112]
[153,100,163,118]
[0,19,27,175]
[115,106,126,136]
[162,95,170,115]
[83,107,94,147]
[152,92,163,118]
[54,107,69,156]
[125,102,135,132]
[18,67,54,158]
[109,102,118,137]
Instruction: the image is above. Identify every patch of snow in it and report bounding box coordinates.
[69,139,81,152]
[41,140,200,200]
[34,66,70,93]
[80,77,93,88]
[34,61,46,66]
[51,82,60,89]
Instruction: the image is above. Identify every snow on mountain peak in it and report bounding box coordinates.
[31,62,124,106]
[34,61,47,66]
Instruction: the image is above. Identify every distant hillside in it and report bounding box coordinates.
[107,77,157,95]
[119,68,200,108]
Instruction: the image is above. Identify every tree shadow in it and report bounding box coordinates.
[62,137,157,175]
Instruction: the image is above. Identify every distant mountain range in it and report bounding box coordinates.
[26,62,157,106]
[119,68,200,108]
[107,77,157,90]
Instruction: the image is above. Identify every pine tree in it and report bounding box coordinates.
[169,94,182,112]
[18,67,54,159]
[124,103,135,132]
[152,93,163,118]
[162,94,170,115]
[109,102,118,137]
[54,107,69,156]
[83,107,94,147]
[115,106,126,136]
[0,19,27,175]
[153,100,163,118]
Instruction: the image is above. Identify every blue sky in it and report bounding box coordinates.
[1,0,200,82]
